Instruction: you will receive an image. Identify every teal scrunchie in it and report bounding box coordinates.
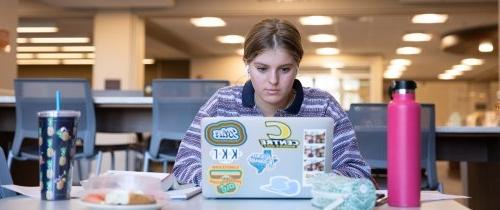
[311,174,376,210]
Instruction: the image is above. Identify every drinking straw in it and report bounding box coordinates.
[56,90,61,111]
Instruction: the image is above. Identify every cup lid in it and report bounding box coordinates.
[37,110,81,118]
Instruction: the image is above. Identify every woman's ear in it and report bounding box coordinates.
[245,65,250,73]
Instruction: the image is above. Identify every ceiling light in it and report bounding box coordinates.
[17,38,28,43]
[384,71,402,79]
[445,69,462,76]
[308,34,337,43]
[403,33,432,42]
[299,16,333,26]
[315,47,339,55]
[396,47,421,55]
[17,27,58,33]
[412,14,448,24]
[190,17,226,27]
[61,46,95,52]
[452,64,472,71]
[236,48,244,56]
[86,53,95,59]
[438,74,455,80]
[322,61,344,69]
[4,45,10,53]
[461,58,484,66]
[478,41,494,53]
[35,53,86,59]
[62,59,94,65]
[17,46,59,52]
[216,35,245,44]
[17,59,60,65]
[441,35,459,48]
[29,37,90,44]
[143,59,155,65]
[17,53,35,59]
[390,59,412,66]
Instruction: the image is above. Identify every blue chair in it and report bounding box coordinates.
[347,103,440,191]
[8,78,102,179]
[143,79,229,172]
[0,148,16,198]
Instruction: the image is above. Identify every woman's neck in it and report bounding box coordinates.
[255,90,296,117]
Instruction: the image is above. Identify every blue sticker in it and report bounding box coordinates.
[247,149,279,174]
[260,176,301,197]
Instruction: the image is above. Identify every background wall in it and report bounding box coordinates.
[0,0,18,95]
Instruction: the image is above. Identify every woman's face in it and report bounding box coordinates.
[248,48,298,109]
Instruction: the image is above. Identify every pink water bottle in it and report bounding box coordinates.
[387,80,421,207]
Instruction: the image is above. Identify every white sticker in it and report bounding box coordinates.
[209,147,243,164]
[303,129,327,186]
[260,176,301,197]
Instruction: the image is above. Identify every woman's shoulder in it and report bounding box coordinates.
[302,87,335,100]
[216,85,243,97]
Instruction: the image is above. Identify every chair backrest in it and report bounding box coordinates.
[12,78,96,157]
[0,148,16,198]
[149,79,229,157]
[347,103,438,190]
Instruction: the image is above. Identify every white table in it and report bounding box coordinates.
[0,195,470,210]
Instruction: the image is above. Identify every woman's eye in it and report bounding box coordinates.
[281,67,291,73]
[256,67,267,72]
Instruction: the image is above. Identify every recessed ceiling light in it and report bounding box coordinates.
[4,45,11,53]
[438,73,455,80]
[61,46,95,52]
[299,16,333,25]
[17,53,35,59]
[308,34,337,43]
[17,46,59,52]
[315,47,339,55]
[461,58,484,66]
[17,59,61,65]
[412,14,448,24]
[143,59,155,65]
[17,38,28,43]
[390,59,412,66]
[452,64,472,71]
[396,47,421,55]
[190,17,226,27]
[478,41,494,53]
[322,61,344,69]
[17,27,58,33]
[441,35,459,48]
[216,35,245,44]
[445,69,462,76]
[35,53,86,59]
[62,59,94,65]
[384,70,402,79]
[402,33,432,42]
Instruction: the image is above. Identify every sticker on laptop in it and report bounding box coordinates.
[303,129,327,186]
[260,176,301,197]
[208,164,243,194]
[209,147,243,164]
[247,149,279,174]
[259,121,300,149]
[205,120,247,146]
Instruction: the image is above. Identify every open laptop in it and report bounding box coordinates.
[201,117,334,198]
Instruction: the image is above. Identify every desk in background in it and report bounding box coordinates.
[0,195,470,210]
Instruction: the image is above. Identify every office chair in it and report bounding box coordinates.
[8,78,102,179]
[0,148,16,198]
[143,79,229,172]
[347,103,440,191]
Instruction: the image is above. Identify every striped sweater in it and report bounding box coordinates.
[173,80,371,185]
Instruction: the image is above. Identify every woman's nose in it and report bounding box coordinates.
[268,71,279,85]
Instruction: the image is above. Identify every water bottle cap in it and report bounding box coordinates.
[391,80,417,91]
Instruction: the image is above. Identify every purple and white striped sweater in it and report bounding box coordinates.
[172,80,371,185]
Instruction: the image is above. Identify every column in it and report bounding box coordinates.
[93,10,145,90]
[0,0,17,95]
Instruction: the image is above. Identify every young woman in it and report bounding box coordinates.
[173,18,371,185]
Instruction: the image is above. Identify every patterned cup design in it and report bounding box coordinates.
[39,111,79,201]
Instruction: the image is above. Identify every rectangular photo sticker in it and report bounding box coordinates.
[302,129,326,187]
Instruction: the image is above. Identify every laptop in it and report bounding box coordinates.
[201,117,334,198]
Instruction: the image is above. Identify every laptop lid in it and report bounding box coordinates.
[201,117,334,198]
